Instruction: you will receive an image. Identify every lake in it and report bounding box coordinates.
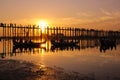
[0,39,120,80]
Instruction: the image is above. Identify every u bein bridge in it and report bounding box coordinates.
[0,23,120,58]
[0,23,120,41]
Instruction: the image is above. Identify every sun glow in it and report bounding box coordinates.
[38,20,48,32]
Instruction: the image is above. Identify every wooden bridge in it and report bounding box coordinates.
[0,23,120,58]
[0,23,120,41]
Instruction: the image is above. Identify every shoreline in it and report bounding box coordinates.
[0,59,95,80]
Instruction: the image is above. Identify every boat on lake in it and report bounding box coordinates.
[51,39,79,47]
[13,39,46,48]
[99,37,116,52]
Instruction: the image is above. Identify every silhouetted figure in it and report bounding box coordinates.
[20,39,23,43]
[60,39,64,43]
[0,53,5,58]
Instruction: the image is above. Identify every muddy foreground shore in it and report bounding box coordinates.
[0,59,95,80]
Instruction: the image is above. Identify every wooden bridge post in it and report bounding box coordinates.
[53,27,55,36]
[33,25,35,39]
[10,23,13,39]
[65,28,67,36]
[47,27,49,39]
[3,23,4,39]
[70,27,71,37]
[4,24,6,39]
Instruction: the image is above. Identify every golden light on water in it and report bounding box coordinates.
[40,43,46,48]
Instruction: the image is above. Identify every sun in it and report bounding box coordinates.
[38,20,48,32]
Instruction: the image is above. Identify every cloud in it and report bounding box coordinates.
[61,17,74,21]
[77,12,93,17]
[100,8,112,16]
[100,16,113,21]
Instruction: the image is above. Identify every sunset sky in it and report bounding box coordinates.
[0,0,120,30]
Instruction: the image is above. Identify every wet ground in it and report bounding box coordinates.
[0,59,95,80]
[1,40,120,80]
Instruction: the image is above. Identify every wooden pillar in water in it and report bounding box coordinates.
[56,27,58,40]
[2,23,4,53]
[17,25,19,38]
[75,28,77,37]
[23,26,25,39]
[49,27,51,36]
[79,29,81,37]
[4,24,6,39]
[10,24,12,39]
[67,28,69,37]
[81,28,84,38]
[69,28,71,37]
[70,28,72,37]
[15,24,17,38]
[65,27,67,37]
[53,27,55,36]
[71,28,73,37]
[94,30,98,38]
[78,29,80,37]
[29,25,32,39]
[86,29,89,38]
[58,27,60,35]
[33,25,35,39]
[62,27,64,35]
[47,27,49,39]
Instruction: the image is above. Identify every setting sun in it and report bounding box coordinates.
[38,20,48,32]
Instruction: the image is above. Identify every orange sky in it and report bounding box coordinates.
[0,0,120,30]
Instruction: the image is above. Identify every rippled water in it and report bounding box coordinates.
[0,39,120,80]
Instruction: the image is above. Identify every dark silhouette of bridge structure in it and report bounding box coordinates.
[0,23,120,41]
[0,23,120,58]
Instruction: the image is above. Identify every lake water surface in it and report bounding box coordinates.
[0,39,120,80]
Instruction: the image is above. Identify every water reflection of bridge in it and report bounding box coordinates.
[0,23,120,58]
[0,39,120,58]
